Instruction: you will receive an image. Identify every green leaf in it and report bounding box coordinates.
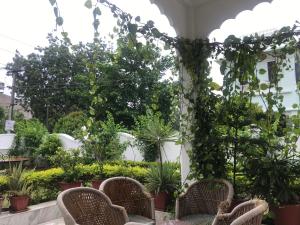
[93,19,100,31]
[260,83,268,90]
[128,23,137,34]
[56,17,64,26]
[53,7,58,17]
[84,0,92,9]
[292,104,298,109]
[93,7,101,17]
[135,16,141,22]
[259,68,266,75]
[49,0,56,6]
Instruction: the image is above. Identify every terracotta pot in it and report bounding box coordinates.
[9,195,30,212]
[153,191,169,211]
[91,180,102,189]
[58,181,82,191]
[273,204,300,225]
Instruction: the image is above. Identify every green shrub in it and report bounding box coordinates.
[0,161,176,204]
[23,168,64,186]
[11,119,48,156]
[83,113,127,162]
[36,134,62,157]
[145,162,180,193]
[49,148,82,182]
[0,175,8,192]
[0,106,5,133]
[53,111,87,139]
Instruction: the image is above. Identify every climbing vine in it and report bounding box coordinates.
[49,0,300,203]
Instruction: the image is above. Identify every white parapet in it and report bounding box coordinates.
[0,133,15,155]
[56,133,83,151]
[119,132,144,162]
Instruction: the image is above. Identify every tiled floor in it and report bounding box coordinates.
[38,218,64,225]
[37,211,173,225]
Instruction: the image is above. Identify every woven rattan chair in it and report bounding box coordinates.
[175,179,234,225]
[100,177,155,225]
[212,199,268,225]
[57,187,144,225]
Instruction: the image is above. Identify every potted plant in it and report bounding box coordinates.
[134,111,177,210]
[145,162,180,211]
[7,163,32,212]
[49,147,83,191]
[243,116,300,225]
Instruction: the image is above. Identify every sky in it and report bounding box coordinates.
[1,0,300,95]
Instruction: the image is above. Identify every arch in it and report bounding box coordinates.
[149,0,273,38]
[209,1,277,41]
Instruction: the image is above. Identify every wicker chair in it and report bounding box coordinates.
[175,179,234,225]
[57,187,144,225]
[212,199,268,225]
[100,177,155,225]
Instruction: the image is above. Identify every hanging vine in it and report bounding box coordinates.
[49,0,300,203]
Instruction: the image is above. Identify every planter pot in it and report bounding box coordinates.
[58,181,82,191]
[273,204,300,225]
[153,191,169,211]
[9,195,30,212]
[91,180,103,189]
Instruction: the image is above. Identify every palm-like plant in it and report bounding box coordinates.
[7,163,32,196]
[145,163,180,193]
[135,112,176,175]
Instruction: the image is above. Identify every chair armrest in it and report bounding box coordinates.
[175,193,189,219]
[212,200,256,225]
[111,204,129,225]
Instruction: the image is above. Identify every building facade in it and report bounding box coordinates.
[250,53,300,115]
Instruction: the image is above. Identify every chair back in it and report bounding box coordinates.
[100,176,154,219]
[179,179,233,215]
[57,187,128,225]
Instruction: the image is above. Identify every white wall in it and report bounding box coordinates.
[119,132,144,161]
[0,133,15,155]
[57,133,82,150]
[252,54,299,114]
[0,132,181,163]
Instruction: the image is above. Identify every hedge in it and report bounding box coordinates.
[0,163,150,192]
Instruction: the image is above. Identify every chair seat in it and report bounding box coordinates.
[128,214,155,225]
[180,214,215,225]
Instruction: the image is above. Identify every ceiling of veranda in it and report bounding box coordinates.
[150,0,273,38]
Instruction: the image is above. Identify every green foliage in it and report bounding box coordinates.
[83,113,127,163]
[11,119,48,157]
[47,0,300,206]
[7,163,32,196]
[6,34,176,130]
[134,111,176,162]
[49,148,82,182]
[53,111,87,139]
[36,134,62,158]
[0,162,160,196]
[0,106,5,133]
[145,163,180,193]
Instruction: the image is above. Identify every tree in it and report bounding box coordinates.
[93,36,175,128]
[6,35,109,130]
[6,34,177,130]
